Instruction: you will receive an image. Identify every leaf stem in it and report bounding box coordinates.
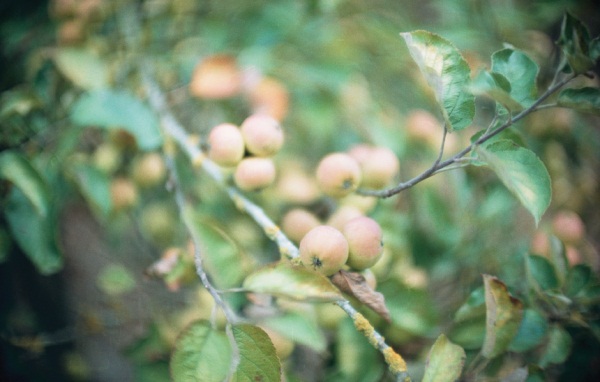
[357,73,576,198]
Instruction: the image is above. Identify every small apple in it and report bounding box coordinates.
[207,123,245,167]
[342,216,383,270]
[240,114,284,157]
[233,157,276,191]
[281,208,321,243]
[316,153,361,198]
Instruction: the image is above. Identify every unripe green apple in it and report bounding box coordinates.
[299,225,349,276]
[131,152,166,187]
[316,153,362,198]
[240,114,284,157]
[281,208,321,243]
[343,216,383,270]
[233,157,276,191]
[348,144,399,189]
[93,142,122,174]
[207,123,245,167]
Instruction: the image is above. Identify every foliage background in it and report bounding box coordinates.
[1,0,599,381]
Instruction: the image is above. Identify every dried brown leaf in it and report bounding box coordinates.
[331,270,391,322]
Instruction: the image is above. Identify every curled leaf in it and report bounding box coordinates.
[331,270,391,322]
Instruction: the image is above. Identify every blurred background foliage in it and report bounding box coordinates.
[1,0,599,381]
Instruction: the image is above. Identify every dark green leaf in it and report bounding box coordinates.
[263,312,326,353]
[547,236,569,286]
[232,325,281,382]
[476,140,551,225]
[170,320,232,382]
[482,275,524,359]
[381,281,438,336]
[470,70,523,111]
[491,49,538,107]
[400,30,475,131]
[0,151,50,217]
[565,264,592,297]
[527,255,559,291]
[509,309,548,352]
[557,12,596,74]
[70,90,162,150]
[538,325,572,367]
[557,87,600,114]
[4,189,63,274]
[243,261,342,302]
[422,334,466,382]
[0,228,10,263]
[53,48,109,90]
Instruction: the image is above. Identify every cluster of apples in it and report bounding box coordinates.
[207,114,284,192]
[279,145,400,277]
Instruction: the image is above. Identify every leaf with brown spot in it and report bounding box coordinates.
[331,270,391,322]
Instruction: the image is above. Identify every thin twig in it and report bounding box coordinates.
[357,74,577,198]
[142,70,411,382]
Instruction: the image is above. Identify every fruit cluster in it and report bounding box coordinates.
[207,114,284,192]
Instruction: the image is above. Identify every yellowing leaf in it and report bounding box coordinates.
[422,334,466,382]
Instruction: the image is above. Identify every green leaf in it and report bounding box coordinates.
[400,30,475,131]
[448,317,486,350]
[527,255,559,291]
[454,287,486,323]
[538,325,572,367]
[547,236,569,286]
[53,48,109,90]
[565,264,592,297]
[170,320,232,382]
[336,317,385,382]
[557,87,600,114]
[556,12,596,74]
[422,334,466,382]
[481,275,524,359]
[231,325,281,382]
[96,263,136,296]
[381,281,438,336]
[470,70,523,111]
[0,151,50,217]
[508,309,548,352]
[4,188,63,274]
[70,90,162,150]
[263,312,327,353]
[185,210,251,289]
[242,261,342,302]
[70,163,112,218]
[491,49,539,107]
[476,140,551,225]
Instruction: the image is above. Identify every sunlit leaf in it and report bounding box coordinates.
[70,90,162,150]
[170,320,232,382]
[482,275,524,359]
[422,334,466,382]
[243,261,342,302]
[508,309,548,352]
[263,312,326,353]
[231,325,281,382]
[527,254,559,291]
[400,30,475,131]
[4,188,63,274]
[491,49,538,107]
[0,151,50,217]
[556,12,596,74]
[557,87,600,114]
[470,70,523,111]
[538,325,572,367]
[54,48,109,90]
[476,140,551,225]
[185,210,251,289]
